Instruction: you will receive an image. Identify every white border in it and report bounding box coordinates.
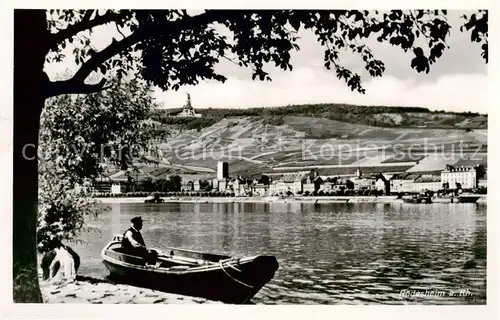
[1,1,498,319]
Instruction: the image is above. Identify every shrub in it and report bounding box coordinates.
[37,177,105,254]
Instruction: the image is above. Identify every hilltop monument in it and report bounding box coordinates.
[176,92,201,118]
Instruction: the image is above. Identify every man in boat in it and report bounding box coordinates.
[121,216,158,263]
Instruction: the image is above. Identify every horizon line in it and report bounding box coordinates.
[155,101,489,115]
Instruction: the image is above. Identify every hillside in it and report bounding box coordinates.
[153,103,488,132]
[150,114,487,177]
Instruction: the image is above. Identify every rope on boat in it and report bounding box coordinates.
[219,260,254,288]
[227,263,242,273]
[218,258,242,272]
[220,258,242,272]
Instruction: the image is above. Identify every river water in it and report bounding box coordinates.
[73,202,487,304]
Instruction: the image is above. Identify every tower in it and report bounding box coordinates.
[217,161,229,180]
[356,168,361,178]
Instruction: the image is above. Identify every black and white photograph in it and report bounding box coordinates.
[1,3,497,319]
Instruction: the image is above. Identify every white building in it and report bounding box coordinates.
[441,165,478,189]
[252,184,268,196]
[193,180,201,191]
[111,183,126,195]
[269,172,306,195]
[352,177,376,190]
[211,178,219,190]
[218,179,228,193]
[412,175,442,193]
[390,173,419,193]
[233,178,251,196]
[478,175,487,188]
[375,178,387,192]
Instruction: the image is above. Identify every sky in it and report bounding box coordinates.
[44,10,488,113]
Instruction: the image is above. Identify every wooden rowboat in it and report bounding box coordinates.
[101,235,279,304]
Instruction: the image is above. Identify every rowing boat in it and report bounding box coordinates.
[101,235,279,304]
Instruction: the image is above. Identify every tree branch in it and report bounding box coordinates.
[44,77,112,98]
[81,10,95,23]
[48,10,126,51]
[71,32,142,84]
[47,10,233,98]
[409,10,431,41]
[78,12,228,83]
[115,24,126,39]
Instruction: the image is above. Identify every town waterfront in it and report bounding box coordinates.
[74,201,486,304]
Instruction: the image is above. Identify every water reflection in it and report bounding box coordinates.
[74,202,486,304]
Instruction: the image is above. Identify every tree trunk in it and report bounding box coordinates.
[13,9,48,303]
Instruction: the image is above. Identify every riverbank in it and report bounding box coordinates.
[40,276,220,304]
[96,195,487,204]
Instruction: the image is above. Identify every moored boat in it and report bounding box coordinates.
[456,194,481,203]
[431,197,452,204]
[144,193,164,203]
[402,195,432,204]
[101,235,279,304]
[432,194,481,204]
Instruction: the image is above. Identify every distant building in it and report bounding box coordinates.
[218,179,228,193]
[478,174,487,188]
[269,172,307,195]
[217,178,239,194]
[193,180,201,192]
[412,175,442,193]
[303,175,323,194]
[233,178,241,196]
[252,183,268,196]
[351,169,376,190]
[111,183,126,195]
[441,164,480,189]
[374,173,391,194]
[348,168,375,190]
[353,177,375,190]
[390,173,419,193]
[217,161,229,180]
[321,177,347,192]
[211,178,219,190]
[182,181,194,192]
[233,177,249,196]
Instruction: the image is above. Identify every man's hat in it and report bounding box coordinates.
[131,216,143,224]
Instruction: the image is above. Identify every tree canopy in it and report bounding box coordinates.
[44,10,488,98]
[40,78,165,181]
